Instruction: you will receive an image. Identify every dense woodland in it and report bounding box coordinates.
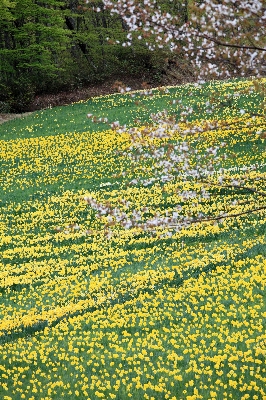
[0,0,190,112]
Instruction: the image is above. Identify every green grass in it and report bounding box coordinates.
[0,78,264,141]
[0,77,265,400]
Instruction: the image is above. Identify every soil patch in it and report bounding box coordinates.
[0,112,34,125]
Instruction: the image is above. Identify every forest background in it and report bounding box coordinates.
[0,0,193,113]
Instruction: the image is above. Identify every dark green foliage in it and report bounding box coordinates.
[0,0,190,112]
[0,0,70,111]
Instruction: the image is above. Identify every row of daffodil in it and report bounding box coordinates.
[0,78,265,399]
[0,113,264,194]
[0,230,265,399]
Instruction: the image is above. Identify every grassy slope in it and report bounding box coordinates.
[0,78,265,400]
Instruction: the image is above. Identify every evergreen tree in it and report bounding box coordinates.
[0,0,70,111]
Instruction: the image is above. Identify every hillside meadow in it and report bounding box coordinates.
[0,78,265,400]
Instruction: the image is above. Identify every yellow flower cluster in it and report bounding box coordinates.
[0,78,265,399]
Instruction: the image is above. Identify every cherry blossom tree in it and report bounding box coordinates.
[83,0,266,237]
[98,0,266,79]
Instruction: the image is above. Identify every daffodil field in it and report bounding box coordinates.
[0,78,265,400]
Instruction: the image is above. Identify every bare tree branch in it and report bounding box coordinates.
[197,33,266,53]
